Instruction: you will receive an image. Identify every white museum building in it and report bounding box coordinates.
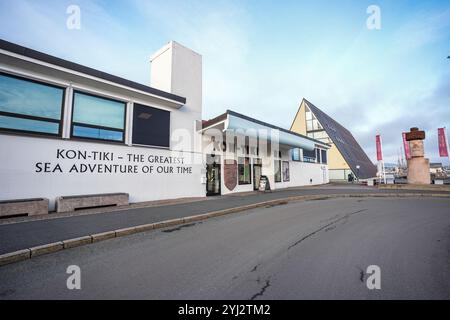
[0,39,329,213]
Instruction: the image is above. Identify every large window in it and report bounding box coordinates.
[71,91,126,142]
[303,148,316,163]
[0,73,64,135]
[238,157,251,185]
[132,103,170,148]
[274,159,282,182]
[305,106,323,131]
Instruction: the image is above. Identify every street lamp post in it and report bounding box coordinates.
[356,165,360,182]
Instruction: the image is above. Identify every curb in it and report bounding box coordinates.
[1,192,449,267]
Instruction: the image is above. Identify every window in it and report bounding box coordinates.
[71,91,126,142]
[0,73,64,135]
[282,161,290,182]
[238,157,251,185]
[315,148,321,163]
[305,106,312,120]
[132,103,170,148]
[321,149,327,164]
[303,148,316,163]
[291,148,301,161]
[274,159,282,182]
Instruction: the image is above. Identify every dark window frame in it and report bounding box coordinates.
[132,103,171,149]
[303,148,316,163]
[321,149,327,164]
[70,90,127,143]
[238,156,252,185]
[0,71,66,137]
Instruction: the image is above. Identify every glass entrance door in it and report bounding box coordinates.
[253,158,262,190]
[206,155,221,196]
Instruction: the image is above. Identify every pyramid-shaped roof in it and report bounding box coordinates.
[301,99,377,179]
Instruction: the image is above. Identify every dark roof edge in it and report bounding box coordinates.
[0,39,186,104]
[203,109,330,147]
[303,98,352,135]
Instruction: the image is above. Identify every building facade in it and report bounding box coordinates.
[201,110,330,196]
[0,39,329,212]
[290,99,377,181]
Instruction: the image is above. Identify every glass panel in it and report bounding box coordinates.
[132,103,170,147]
[253,163,262,190]
[238,157,251,184]
[206,163,221,195]
[321,149,327,164]
[73,125,123,141]
[282,161,290,182]
[0,115,59,134]
[291,148,301,161]
[305,106,312,120]
[274,160,281,182]
[73,92,125,129]
[303,148,316,162]
[0,74,63,120]
[312,119,319,130]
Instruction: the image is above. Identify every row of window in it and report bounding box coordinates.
[0,72,170,148]
[291,147,327,164]
[237,157,289,185]
[274,160,290,183]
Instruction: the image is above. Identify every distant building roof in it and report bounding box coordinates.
[302,99,377,179]
[0,38,186,104]
[203,109,330,147]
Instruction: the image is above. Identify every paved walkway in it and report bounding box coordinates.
[0,184,448,255]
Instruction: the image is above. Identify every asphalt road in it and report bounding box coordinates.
[0,184,447,255]
[0,197,449,299]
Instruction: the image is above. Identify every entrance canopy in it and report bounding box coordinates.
[201,110,329,151]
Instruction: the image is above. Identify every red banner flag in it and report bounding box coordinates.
[376,135,383,161]
[402,132,411,160]
[438,128,449,157]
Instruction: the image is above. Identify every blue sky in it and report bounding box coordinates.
[0,0,449,164]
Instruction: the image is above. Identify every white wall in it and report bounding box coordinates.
[0,40,206,210]
[275,161,329,188]
[0,135,205,210]
[272,149,328,189]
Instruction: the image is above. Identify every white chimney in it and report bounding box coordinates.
[150,41,202,115]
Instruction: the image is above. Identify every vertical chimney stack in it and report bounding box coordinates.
[150,41,202,115]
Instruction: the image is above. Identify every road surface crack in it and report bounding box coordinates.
[250,264,259,272]
[287,209,368,250]
[250,277,271,300]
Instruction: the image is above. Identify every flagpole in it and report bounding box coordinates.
[446,127,450,162]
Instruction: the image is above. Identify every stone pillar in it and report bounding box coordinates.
[406,127,430,184]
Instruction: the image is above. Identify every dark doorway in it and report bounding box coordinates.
[253,158,262,190]
[206,154,221,196]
